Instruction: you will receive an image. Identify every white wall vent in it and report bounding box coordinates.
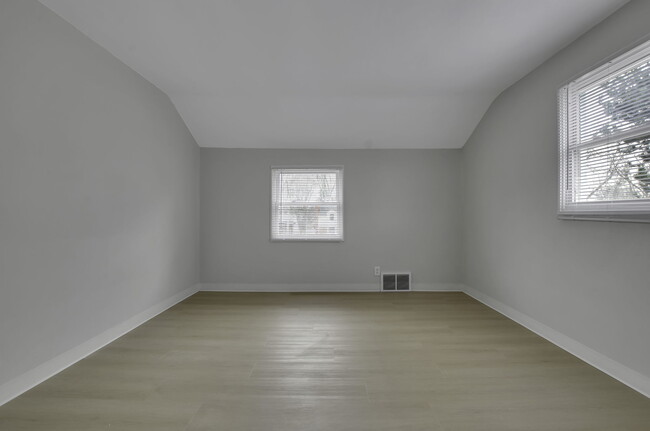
[381,272,411,292]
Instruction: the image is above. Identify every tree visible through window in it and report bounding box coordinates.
[579,61,650,200]
[271,167,343,240]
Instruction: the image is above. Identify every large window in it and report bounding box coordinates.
[558,40,650,221]
[271,167,343,241]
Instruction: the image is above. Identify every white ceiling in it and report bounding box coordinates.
[40,0,627,149]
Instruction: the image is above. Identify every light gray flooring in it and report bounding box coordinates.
[1,292,649,430]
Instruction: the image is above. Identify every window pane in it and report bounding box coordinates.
[279,172,338,203]
[574,136,650,202]
[579,60,650,144]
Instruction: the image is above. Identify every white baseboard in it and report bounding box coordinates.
[200,282,463,292]
[412,283,463,292]
[0,283,200,407]
[200,283,379,292]
[462,284,650,398]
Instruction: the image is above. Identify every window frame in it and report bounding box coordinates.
[269,165,345,242]
[558,38,650,223]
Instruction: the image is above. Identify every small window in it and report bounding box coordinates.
[271,166,343,241]
[558,40,650,222]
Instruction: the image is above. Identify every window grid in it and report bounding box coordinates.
[558,39,650,221]
[270,166,344,241]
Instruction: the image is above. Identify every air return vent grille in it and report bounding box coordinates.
[381,272,411,292]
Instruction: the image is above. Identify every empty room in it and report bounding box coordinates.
[1,0,650,429]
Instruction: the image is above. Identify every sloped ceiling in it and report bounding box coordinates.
[40,0,628,148]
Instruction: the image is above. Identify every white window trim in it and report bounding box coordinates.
[269,165,344,242]
[558,38,650,222]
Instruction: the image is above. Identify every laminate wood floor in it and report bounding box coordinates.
[1,292,649,430]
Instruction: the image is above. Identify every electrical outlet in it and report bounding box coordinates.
[374,266,381,276]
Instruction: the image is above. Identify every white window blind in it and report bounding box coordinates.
[271,167,343,241]
[559,39,650,221]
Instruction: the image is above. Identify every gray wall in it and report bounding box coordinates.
[0,0,200,389]
[201,149,462,288]
[463,0,650,379]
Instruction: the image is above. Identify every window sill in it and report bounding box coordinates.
[558,213,650,224]
[270,238,345,242]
